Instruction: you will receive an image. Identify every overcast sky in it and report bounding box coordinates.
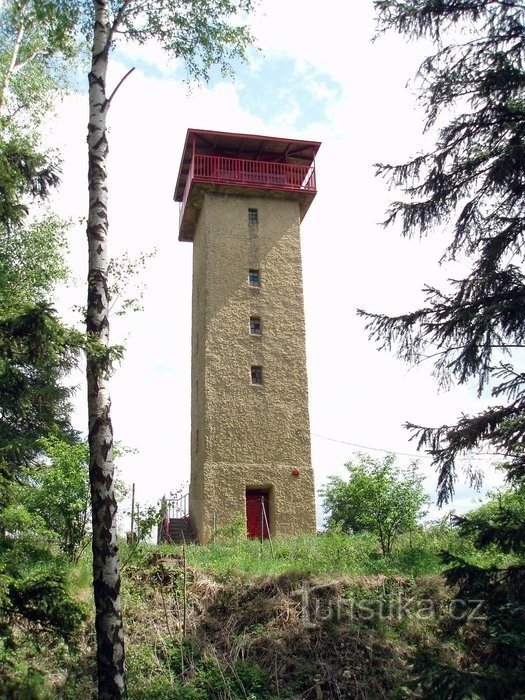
[47,1,504,527]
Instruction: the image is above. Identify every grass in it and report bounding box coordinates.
[112,528,461,697]
[119,538,454,699]
[5,527,519,698]
[151,526,459,579]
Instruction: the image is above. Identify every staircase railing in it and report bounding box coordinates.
[158,492,190,544]
[167,492,189,519]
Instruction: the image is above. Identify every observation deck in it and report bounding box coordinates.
[174,129,320,241]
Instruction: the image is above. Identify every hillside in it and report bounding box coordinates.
[3,529,511,699]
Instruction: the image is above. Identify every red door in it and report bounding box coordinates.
[246,490,270,539]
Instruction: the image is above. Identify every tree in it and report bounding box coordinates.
[0,127,86,700]
[0,304,80,470]
[0,0,82,476]
[362,0,525,504]
[0,134,60,229]
[0,136,81,481]
[413,484,525,698]
[23,437,91,562]
[0,0,79,121]
[320,453,429,555]
[81,2,255,695]
[360,1,525,694]
[0,7,90,693]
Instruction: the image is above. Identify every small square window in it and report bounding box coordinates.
[250,316,261,335]
[251,365,263,385]
[248,269,260,287]
[248,208,258,225]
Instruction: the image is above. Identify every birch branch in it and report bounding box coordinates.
[106,66,136,106]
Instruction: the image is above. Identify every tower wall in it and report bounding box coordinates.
[189,190,316,543]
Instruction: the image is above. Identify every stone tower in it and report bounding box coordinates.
[174,129,320,543]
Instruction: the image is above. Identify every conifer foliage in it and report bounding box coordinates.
[0,111,85,700]
[361,1,525,694]
[362,0,525,504]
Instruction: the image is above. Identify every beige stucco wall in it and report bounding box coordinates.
[189,189,316,542]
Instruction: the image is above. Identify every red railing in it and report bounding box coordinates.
[180,154,316,227]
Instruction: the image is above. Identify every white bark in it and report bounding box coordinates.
[86,1,126,697]
[0,0,28,118]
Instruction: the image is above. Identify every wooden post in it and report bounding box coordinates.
[130,482,135,536]
[182,540,187,638]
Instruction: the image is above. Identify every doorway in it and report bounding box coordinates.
[245,489,270,539]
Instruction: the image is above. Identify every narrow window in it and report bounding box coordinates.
[248,208,258,225]
[195,429,199,453]
[250,316,261,335]
[248,269,260,287]
[251,365,263,385]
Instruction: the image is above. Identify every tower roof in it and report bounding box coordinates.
[174,128,321,202]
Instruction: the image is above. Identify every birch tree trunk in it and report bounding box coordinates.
[0,1,28,118]
[86,0,126,696]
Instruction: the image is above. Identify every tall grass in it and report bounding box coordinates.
[155,526,463,579]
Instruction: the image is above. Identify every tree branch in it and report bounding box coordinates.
[106,67,135,106]
[12,49,48,74]
[415,344,525,366]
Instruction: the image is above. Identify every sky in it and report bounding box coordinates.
[46,0,504,529]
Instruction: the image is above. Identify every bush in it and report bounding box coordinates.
[320,453,430,555]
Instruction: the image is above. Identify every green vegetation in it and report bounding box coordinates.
[178,529,447,578]
[0,0,80,123]
[2,432,522,698]
[320,453,429,555]
[21,437,91,562]
[361,1,525,694]
[1,0,524,696]
[1,485,524,698]
[0,10,87,693]
[2,515,515,699]
[119,512,525,699]
[0,164,85,694]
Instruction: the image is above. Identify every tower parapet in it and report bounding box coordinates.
[175,129,319,241]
